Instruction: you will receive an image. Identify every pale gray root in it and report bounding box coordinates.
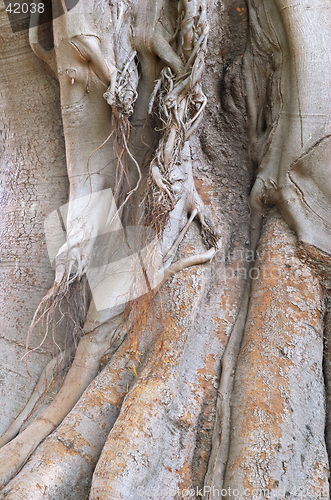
[222,213,329,496]
[0,312,157,500]
[247,0,331,255]
[29,15,57,77]
[0,353,70,449]
[1,0,221,492]
[0,356,130,500]
[203,282,251,496]
[89,242,212,500]
[203,211,262,496]
[0,240,216,491]
[161,248,216,287]
[0,305,123,489]
[30,0,140,281]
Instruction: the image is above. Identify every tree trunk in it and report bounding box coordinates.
[0,0,330,499]
[0,14,68,433]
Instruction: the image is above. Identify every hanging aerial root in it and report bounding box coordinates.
[143,0,219,266]
[23,273,88,370]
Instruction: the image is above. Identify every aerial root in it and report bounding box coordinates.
[161,247,216,286]
[0,351,71,449]
[4,0,219,492]
[0,313,122,489]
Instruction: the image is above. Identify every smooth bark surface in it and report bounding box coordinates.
[0,0,330,498]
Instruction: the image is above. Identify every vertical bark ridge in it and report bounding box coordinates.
[223,210,329,498]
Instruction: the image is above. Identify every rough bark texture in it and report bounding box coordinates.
[0,11,68,433]
[0,0,330,498]
[224,210,329,498]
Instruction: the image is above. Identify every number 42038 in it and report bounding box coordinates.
[6,2,45,13]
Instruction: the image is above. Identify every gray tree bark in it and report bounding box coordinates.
[0,13,68,433]
[0,0,330,499]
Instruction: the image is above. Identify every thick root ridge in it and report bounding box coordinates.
[2,0,221,493]
[0,312,122,489]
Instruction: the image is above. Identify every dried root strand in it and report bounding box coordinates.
[147,1,210,217]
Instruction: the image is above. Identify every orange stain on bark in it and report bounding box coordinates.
[226,213,325,492]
